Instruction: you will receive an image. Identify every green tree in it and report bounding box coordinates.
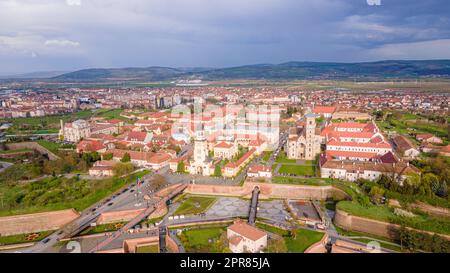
[177,161,186,173]
[214,164,222,177]
[103,153,113,160]
[121,153,131,163]
[113,162,134,176]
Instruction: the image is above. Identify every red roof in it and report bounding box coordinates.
[248,164,271,173]
[327,139,391,149]
[77,140,105,152]
[127,131,148,142]
[326,150,378,159]
[228,221,267,241]
[313,106,336,114]
[148,152,172,164]
[215,142,234,149]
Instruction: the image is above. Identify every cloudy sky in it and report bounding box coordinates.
[1,0,450,74]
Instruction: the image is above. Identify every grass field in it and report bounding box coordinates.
[79,222,125,236]
[178,227,228,253]
[36,140,74,155]
[174,196,217,215]
[0,230,53,246]
[271,176,328,186]
[0,170,150,216]
[334,226,404,252]
[0,148,33,155]
[278,164,316,176]
[256,223,324,253]
[275,152,296,163]
[1,110,94,134]
[336,201,450,235]
[136,244,159,253]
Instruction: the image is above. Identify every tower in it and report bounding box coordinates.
[193,131,208,164]
[304,113,317,160]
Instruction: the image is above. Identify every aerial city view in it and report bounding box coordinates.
[0,0,449,261]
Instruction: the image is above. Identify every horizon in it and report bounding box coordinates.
[2,58,450,77]
[1,0,450,74]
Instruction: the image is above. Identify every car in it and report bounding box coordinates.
[42,238,51,244]
[107,202,113,206]
[91,208,97,212]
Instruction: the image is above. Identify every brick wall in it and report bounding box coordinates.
[6,142,60,161]
[335,209,450,241]
[97,208,146,225]
[186,182,348,200]
[0,209,80,236]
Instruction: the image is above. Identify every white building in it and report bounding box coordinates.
[227,221,267,253]
[287,113,321,160]
[320,160,419,183]
[60,119,91,143]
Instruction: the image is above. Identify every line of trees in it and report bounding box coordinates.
[399,225,450,253]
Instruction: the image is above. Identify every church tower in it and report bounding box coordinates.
[193,131,208,164]
[304,113,317,160]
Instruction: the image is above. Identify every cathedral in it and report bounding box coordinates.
[287,113,321,160]
[188,131,214,176]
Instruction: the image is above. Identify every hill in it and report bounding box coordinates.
[50,60,450,82]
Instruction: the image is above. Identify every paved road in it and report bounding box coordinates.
[248,186,260,225]
[88,184,187,253]
[268,132,288,165]
[17,172,155,253]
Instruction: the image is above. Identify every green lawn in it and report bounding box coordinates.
[0,170,150,216]
[136,244,159,253]
[275,152,296,163]
[93,109,131,122]
[278,164,316,176]
[0,149,33,155]
[272,176,328,186]
[174,196,217,215]
[261,151,273,162]
[337,201,450,235]
[36,140,74,155]
[1,110,94,134]
[79,222,125,236]
[334,226,403,252]
[178,227,228,253]
[256,223,324,253]
[0,230,53,246]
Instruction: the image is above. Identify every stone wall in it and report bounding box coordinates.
[6,142,60,161]
[97,208,146,225]
[166,234,180,253]
[335,209,450,241]
[186,182,348,201]
[123,236,159,253]
[0,209,80,236]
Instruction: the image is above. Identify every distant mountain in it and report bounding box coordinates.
[51,60,450,82]
[191,60,450,80]
[53,67,198,82]
[0,70,69,79]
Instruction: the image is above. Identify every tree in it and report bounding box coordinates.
[113,162,134,176]
[369,186,385,204]
[177,161,186,173]
[103,153,113,160]
[150,174,167,191]
[422,173,439,194]
[121,153,131,163]
[214,164,222,177]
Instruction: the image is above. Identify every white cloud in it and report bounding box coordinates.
[45,39,80,47]
[66,0,81,6]
[369,39,450,59]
